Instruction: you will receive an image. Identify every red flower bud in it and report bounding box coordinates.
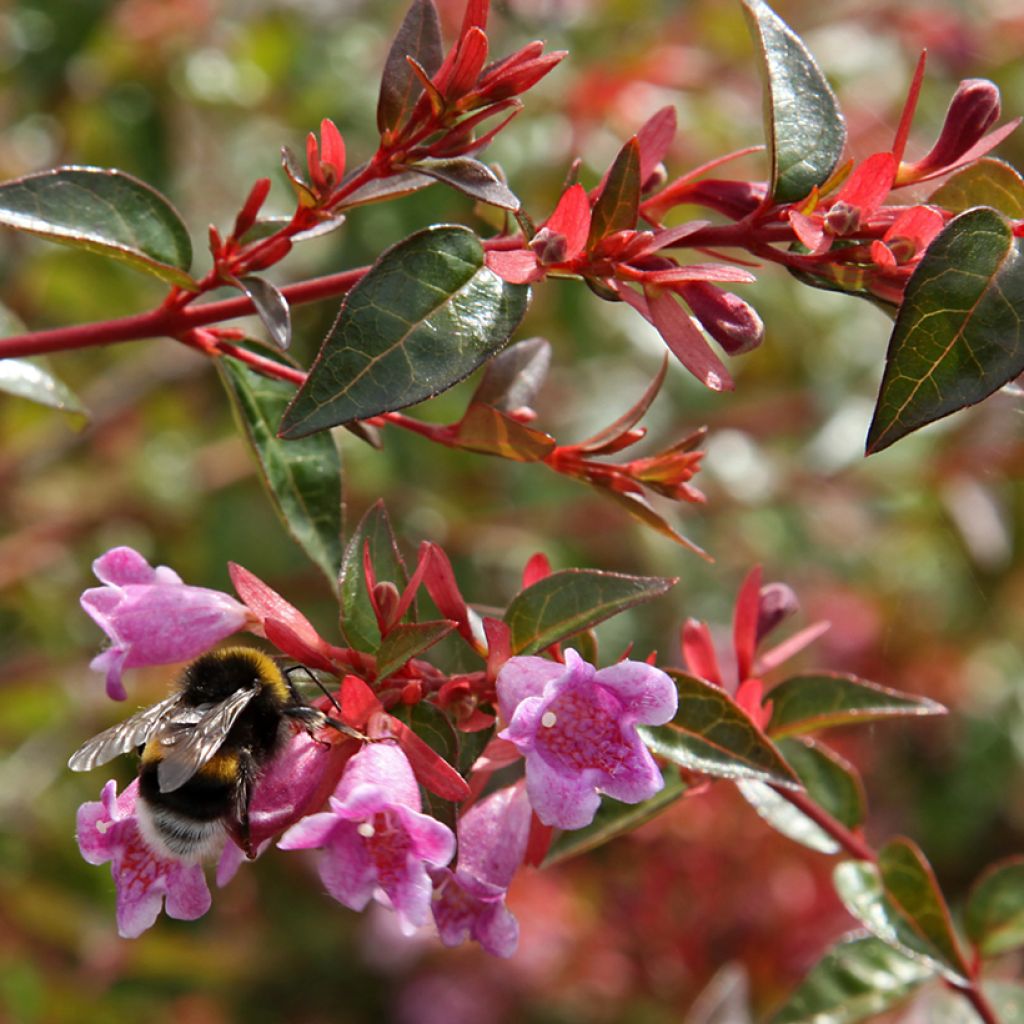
[756,583,799,643]
[908,78,1000,179]
[678,281,764,355]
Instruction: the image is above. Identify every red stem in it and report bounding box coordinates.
[946,981,1001,1024]
[770,783,877,862]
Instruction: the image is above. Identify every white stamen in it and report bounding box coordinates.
[96,819,110,834]
[541,711,557,728]
[357,821,375,839]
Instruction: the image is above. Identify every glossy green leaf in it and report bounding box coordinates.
[930,159,1024,218]
[767,673,945,738]
[965,856,1024,958]
[0,358,87,421]
[742,0,846,203]
[833,838,971,983]
[504,569,676,656]
[738,739,866,854]
[544,771,688,866]
[375,621,455,681]
[452,402,556,461]
[218,359,342,589]
[377,0,443,134]
[778,738,866,830]
[410,157,520,211]
[587,137,641,247]
[279,226,529,438]
[867,207,1024,454]
[770,933,933,1024]
[640,671,800,788]
[338,501,409,652]
[471,335,551,412]
[0,167,194,285]
[236,275,291,349]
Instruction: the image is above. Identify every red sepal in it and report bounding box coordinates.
[263,617,335,673]
[524,812,553,867]
[732,565,762,683]
[387,714,471,801]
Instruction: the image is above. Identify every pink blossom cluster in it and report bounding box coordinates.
[74,547,677,955]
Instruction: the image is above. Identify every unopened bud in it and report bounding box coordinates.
[373,580,401,628]
[679,282,764,355]
[530,227,569,265]
[908,78,1001,178]
[756,583,799,643]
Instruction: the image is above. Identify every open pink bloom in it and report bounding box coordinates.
[76,779,211,938]
[278,742,455,934]
[496,649,677,830]
[81,546,253,700]
[431,783,531,957]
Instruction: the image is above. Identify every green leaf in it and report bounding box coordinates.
[410,157,521,211]
[965,856,1024,958]
[544,771,688,866]
[770,934,933,1024]
[587,137,641,247]
[916,981,1024,1023]
[338,501,409,653]
[866,207,1024,454]
[742,0,846,203]
[236,275,291,349]
[375,621,455,681]
[279,226,529,438]
[504,569,676,656]
[930,159,1024,218]
[0,358,87,421]
[0,167,194,286]
[738,740,865,854]
[778,738,866,830]
[639,671,800,788]
[452,402,556,461]
[377,0,443,134]
[833,838,971,983]
[767,673,945,739]
[218,359,342,589]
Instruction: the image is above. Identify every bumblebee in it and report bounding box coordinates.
[69,646,332,864]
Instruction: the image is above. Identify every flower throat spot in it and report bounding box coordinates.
[357,821,375,839]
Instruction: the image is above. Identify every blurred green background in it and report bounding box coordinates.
[1,0,1023,1020]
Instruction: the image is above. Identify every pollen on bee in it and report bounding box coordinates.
[541,711,557,728]
[357,821,375,838]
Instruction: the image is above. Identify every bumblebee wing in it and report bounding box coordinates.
[155,686,258,794]
[67,693,186,772]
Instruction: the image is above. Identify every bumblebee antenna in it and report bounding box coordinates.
[284,665,343,716]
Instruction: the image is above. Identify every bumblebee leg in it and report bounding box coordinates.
[235,749,260,859]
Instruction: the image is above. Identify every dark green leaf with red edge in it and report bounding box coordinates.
[866,207,1024,454]
[218,360,342,589]
[340,169,433,208]
[392,701,461,831]
[769,933,934,1024]
[833,837,971,983]
[387,712,470,802]
[929,159,1024,218]
[579,356,667,453]
[374,621,455,681]
[737,738,866,854]
[639,671,800,788]
[543,771,688,866]
[587,137,641,248]
[377,0,443,134]
[236,276,291,350]
[409,157,520,211]
[767,673,945,739]
[0,167,194,286]
[965,856,1024,958]
[741,0,846,204]
[453,402,556,461]
[779,737,866,830]
[471,335,551,412]
[279,226,529,437]
[339,501,410,653]
[504,568,676,656]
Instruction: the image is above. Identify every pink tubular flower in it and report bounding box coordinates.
[496,649,678,830]
[76,779,211,938]
[278,742,455,933]
[431,783,531,958]
[81,546,254,700]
